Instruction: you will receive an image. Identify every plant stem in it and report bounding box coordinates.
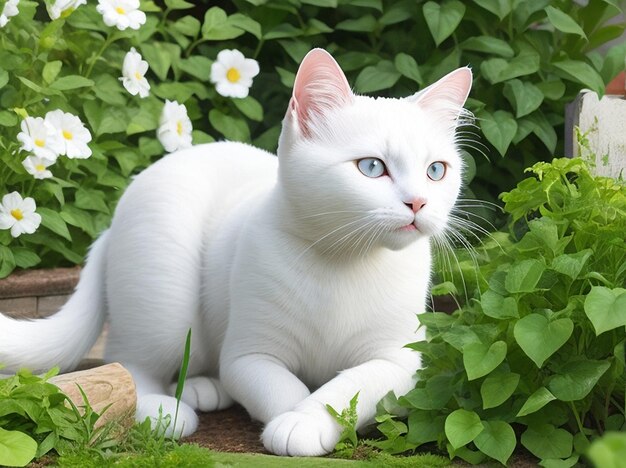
[570,401,588,441]
[85,32,117,79]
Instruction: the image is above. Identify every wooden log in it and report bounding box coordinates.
[49,362,136,437]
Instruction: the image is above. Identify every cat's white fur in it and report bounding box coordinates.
[0,49,471,456]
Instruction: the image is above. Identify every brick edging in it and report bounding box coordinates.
[0,267,81,299]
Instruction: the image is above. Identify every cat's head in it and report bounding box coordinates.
[276,49,472,256]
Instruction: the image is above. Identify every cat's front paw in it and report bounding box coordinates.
[262,409,342,456]
[136,394,198,439]
[169,376,234,412]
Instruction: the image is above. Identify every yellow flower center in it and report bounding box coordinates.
[134,71,143,80]
[226,67,241,83]
[63,130,73,140]
[116,7,126,14]
[10,209,23,221]
[176,121,183,136]
[35,164,46,172]
[34,138,45,147]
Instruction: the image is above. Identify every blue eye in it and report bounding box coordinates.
[427,162,446,181]
[357,158,386,178]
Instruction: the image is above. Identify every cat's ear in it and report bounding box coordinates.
[288,48,353,137]
[408,67,472,124]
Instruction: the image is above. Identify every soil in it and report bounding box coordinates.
[183,405,267,453]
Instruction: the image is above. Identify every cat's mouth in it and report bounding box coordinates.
[398,223,418,232]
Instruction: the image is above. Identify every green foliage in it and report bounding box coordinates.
[326,392,360,458]
[0,367,114,466]
[1,1,624,277]
[377,157,626,465]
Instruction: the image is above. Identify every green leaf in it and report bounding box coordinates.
[61,205,96,237]
[0,246,15,278]
[503,79,544,118]
[140,42,181,81]
[0,428,37,467]
[407,411,444,446]
[587,433,626,468]
[164,0,194,10]
[209,109,250,142]
[42,61,62,85]
[400,375,454,410]
[463,341,507,381]
[584,287,626,335]
[38,207,72,241]
[548,359,611,401]
[202,7,244,40]
[505,258,545,293]
[394,53,423,85]
[228,13,262,39]
[172,15,201,37]
[514,314,573,368]
[517,387,557,417]
[480,290,519,319]
[12,248,41,269]
[179,56,212,81]
[355,61,401,93]
[0,70,8,89]
[479,110,517,156]
[552,60,605,96]
[474,420,516,465]
[521,424,573,460]
[461,36,514,57]
[233,96,264,122]
[49,75,94,91]
[422,0,466,46]
[545,6,587,39]
[480,372,520,409]
[480,51,540,84]
[75,189,109,214]
[0,111,18,127]
[336,15,377,32]
[473,0,512,20]
[444,409,483,449]
[551,249,592,280]
[536,80,566,100]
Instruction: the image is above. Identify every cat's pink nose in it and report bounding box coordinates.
[405,198,427,213]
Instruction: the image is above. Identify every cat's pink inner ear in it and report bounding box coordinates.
[291,49,353,136]
[411,67,472,123]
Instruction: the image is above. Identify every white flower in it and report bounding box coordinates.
[23,156,54,180]
[120,47,150,98]
[96,0,146,30]
[210,49,260,99]
[157,100,192,153]
[0,192,42,238]
[45,110,92,159]
[0,0,19,28]
[46,0,86,20]
[17,116,63,162]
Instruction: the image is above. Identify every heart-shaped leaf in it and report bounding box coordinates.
[479,110,517,156]
[481,372,520,409]
[423,0,466,46]
[474,420,516,465]
[514,314,573,368]
[463,341,507,380]
[584,287,626,335]
[548,359,611,401]
[503,79,544,118]
[521,424,573,460]
[445,409,483,449]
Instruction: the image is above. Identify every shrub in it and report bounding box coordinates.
[374,157,626,465]
[0,0,624,276]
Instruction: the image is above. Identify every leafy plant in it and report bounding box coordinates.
[0,366,114,466]
[376,157,626,465]
[1,0,624,277]
[326,392,360,458]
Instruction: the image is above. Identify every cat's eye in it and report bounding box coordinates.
[357,158,387,178]
[427,162,446,181]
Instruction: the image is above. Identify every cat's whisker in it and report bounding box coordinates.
[322,216,381,261]
[456,198,504,211]
[296,210,372,220]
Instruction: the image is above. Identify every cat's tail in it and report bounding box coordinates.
[0,230,110,373]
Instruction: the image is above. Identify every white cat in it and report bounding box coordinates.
[0,49,471,456]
